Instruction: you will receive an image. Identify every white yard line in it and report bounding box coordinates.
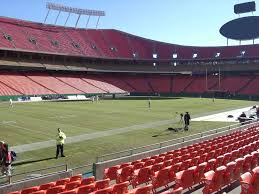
[11,119,173,153]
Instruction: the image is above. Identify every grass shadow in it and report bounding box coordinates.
[13,157,56,166]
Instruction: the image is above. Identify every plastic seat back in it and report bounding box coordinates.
[70,174,82,182]
[150,162,163,174]
[31,191,46,194]
[59,190,77,194]
[240,172,253,194]
[193,162,207,184]
[93,187,112,194]
[215,156,224,168]
[175,168,194,189]
[104,166,119,180]
[65,180,81,190]
[243,155,253,172]
[81,176,95,185]
[160,187,183,194]
[152,167,170,190]
[55,178,70,186]
[119,162,131,169]
[112,181,129,194]
[39,182,55,190]
[46,185,65,194]
[224,162,236,184]
[95,178,110,190]
[117,165,133,183]
[169,162,182,181]
[134,184,152,194]
[133,162,144,170]
[144,159,155,167]
[252,170,259,191]
[21,186,39,194]
[77,184,95,194]
[132,166,152,187]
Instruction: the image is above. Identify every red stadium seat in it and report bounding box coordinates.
[224,161,236,185]
[104,166,120,181]
[240,172,253,194]
[132,162,144,170]
[203,166,226,194]
[39,182,55,190]
[111,181,129,194]
[94,178,110,190]
[70,174,82,182]
[21,186,39,194]
[175,168,194,190]
[77,184,95,194]
[91,187,113,194]
[152,167,170,192]
[46,185,65,194]
[190,162,207,184]
[132,166,152,188]
[150,162,163,174]
[31,191,46,194]
[116,165,134,183]
[65,180,81,191]
[128,184,152,194]
[160,187,183,194]
[144,159,155,167]
[55,178,70,186]
[81,176,96,186]
[59,190,77,194]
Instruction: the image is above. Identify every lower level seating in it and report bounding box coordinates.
[1,71,259,96]
[9,125,259,194]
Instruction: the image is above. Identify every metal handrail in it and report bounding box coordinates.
[70,163,92,171]
[0,164,68,184]
[96,120,257,162]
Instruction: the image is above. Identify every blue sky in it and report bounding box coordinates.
[0,0,258,46]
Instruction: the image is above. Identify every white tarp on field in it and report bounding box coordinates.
[193,106,257,122]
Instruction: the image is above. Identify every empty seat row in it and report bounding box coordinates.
[104,128,259,182]
[8,126,259,194]
[240,166,259,194]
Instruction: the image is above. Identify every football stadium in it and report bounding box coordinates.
[1,1,259,193]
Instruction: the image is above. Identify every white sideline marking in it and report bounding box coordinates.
[49,115,76,119]
[0,120,16,125]
[192,106,254,122]
[6,123,53,137]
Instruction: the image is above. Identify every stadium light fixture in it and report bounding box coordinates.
[44,2,105,28]
[46,3,105,16]
[153,62,156,67]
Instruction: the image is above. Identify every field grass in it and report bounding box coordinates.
[0,97,257,176]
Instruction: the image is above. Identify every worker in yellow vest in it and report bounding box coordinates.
[56,128,66,159]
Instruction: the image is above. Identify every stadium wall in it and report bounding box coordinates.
[0,170,73,194]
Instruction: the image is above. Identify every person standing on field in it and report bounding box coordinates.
[184,112,191,131]
[148,98,151,108]
[9,99,13,108]
[56,128,66,159]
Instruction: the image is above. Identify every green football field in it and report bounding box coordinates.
[0,97,257,176]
